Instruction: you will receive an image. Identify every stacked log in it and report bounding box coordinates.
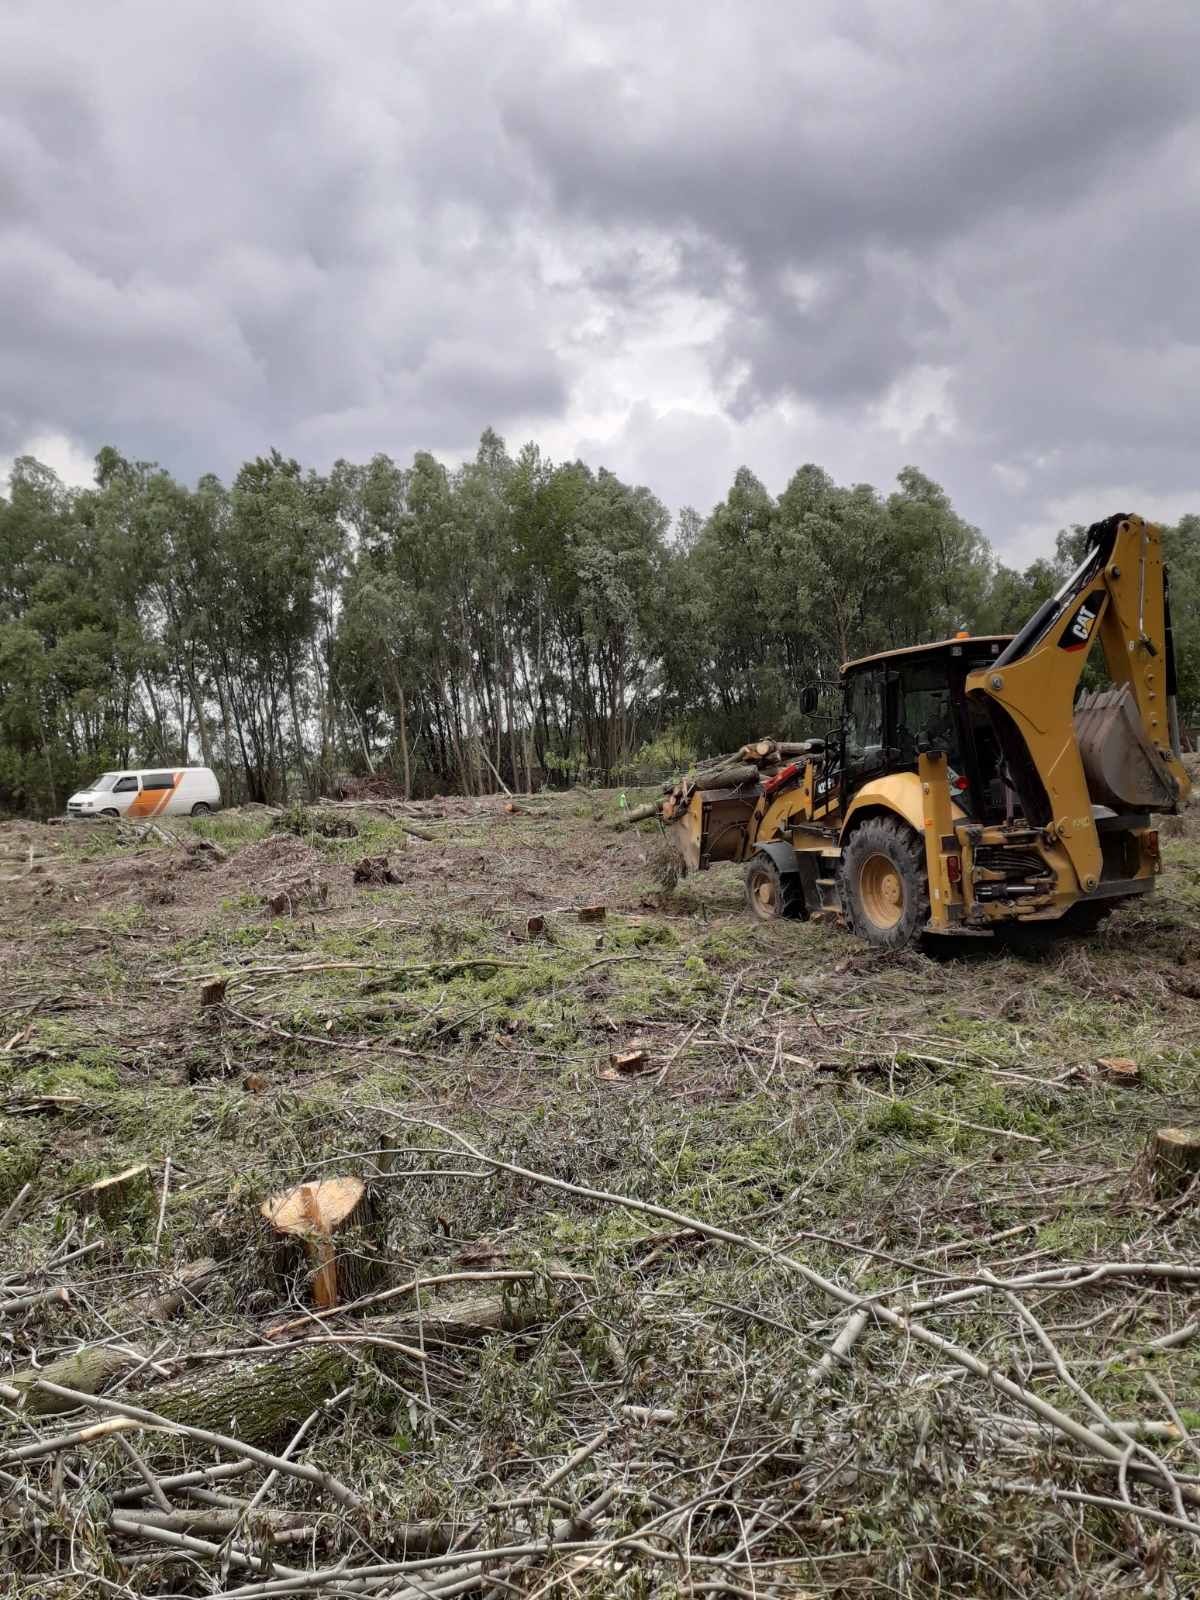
[615,737,817,830]
[658,739,812,820]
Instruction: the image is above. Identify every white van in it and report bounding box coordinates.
[67,767,222,821]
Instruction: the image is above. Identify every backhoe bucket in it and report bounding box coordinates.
[1074,685,1181,813]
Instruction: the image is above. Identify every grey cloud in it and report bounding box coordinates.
[3,0,1200,564]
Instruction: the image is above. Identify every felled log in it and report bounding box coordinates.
[96,1294,542,1446]
[684,763,759,792]
[620,801,661,826]
[261,1178,384,1309]
[1149,1127,1200,1202]
[147,1345,353,1446]
[9,1344,146,1416]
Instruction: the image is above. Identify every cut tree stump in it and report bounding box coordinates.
[353,855,402,886]
[264,878,329,916]
[74,1164,152,1224]
[261,1177,384,1309]
[578,905,606,923]
[200,978,228,1008]
[1149,1127,1200,1202]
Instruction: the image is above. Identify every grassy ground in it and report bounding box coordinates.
[1,788,1200,1597]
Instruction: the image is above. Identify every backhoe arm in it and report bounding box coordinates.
[966,514,1190,893]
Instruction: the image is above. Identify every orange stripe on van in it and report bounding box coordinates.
[127,773,183,818]
[128,786,158,818]
[151,774,181,816]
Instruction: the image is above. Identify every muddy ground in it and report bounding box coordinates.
[2,786,1200,1598]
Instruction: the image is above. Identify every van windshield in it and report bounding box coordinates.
[87,773,119,792]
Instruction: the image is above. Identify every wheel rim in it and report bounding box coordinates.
[858,852,904,930]
[749,868,777,917]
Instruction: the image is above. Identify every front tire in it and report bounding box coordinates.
[191,802,212,817]
[100,808,119,818]
[744,854,806,923]
[841,818,929,949]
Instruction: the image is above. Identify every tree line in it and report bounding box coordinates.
[1,430,1196,814]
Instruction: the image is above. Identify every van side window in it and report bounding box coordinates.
[113,775,139,793]
[143,773,175,790]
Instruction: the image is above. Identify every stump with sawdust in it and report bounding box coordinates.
[261,1177,385,1309]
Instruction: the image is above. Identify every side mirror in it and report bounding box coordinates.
[801,684,819,715]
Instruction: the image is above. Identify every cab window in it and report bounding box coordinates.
[112,775,139,793]
[844,670,884,774]
[894,662,959,766]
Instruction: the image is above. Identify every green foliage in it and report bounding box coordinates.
[3,437,1197,818]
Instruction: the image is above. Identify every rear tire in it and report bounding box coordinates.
[191,802,212,817]
[744,854,806,923]
[841,818,929,949]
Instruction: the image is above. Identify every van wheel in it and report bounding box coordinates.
[100,808,119,818]
[191,802,212,817]
[841,818,929,949]
[744,854,805,923]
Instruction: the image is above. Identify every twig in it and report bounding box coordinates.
[152,1155,171,1260]
[113,1433,173,1512]
[112,1459,255,1505]
[19,1380,361,1506]
[0,1285,70,1317]
[3,1414,141,1463]
[995,1481,1200,1538]
[0,1182,33,1231]
[806,1307,870,1383]
[369,1112,1196,1493]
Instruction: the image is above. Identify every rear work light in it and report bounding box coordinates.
[946,855,962,883]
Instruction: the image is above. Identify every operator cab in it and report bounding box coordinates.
[838,636,1013,821]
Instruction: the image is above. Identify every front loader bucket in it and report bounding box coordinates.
[664,787,757,874]
[1075,685,1180,813]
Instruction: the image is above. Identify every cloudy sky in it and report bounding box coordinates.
[4,0,1200,564]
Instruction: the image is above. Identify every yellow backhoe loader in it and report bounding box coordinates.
[661,513,1192,947]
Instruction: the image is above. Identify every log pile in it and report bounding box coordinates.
[619,737,818,827]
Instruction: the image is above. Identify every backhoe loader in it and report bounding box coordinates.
[661,513,1192,947]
